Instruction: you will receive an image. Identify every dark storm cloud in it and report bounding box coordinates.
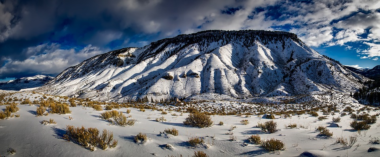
[0,0,380,79]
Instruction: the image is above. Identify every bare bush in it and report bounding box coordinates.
[65,125,118,150]
[183,112,213,128]
[261,138,285,151]
[350,121,370,130]
[188,137,204,147]
[316,126,333,137]
[259,121,277,133]
[248,135,261,144]
[134,132,147,144]
[194,151,208,157]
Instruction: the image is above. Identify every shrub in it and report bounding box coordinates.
[105,106,113,110]
[264,114,275,119]
[316,126,333,137]
[218,121,224,125]
[65,125,117,150]
[194,151,208,157]
[126,109,131,114]
[156,116,166,122]
[114,113,128,126]
[183,112,213,128]
[162,74,174,80]
[100,110,133,126]
[36,106,46,116]
[188,137,204,147]
[286,123,297,129]
[161,111,168,115]
[0,111,8,119]
[5,103,19,113]
[365,115,377,124]
[259,121,277,133]
[350,121,370,130]
[336,137,348,146]
[21,98,32,105]
[93,105,103,111]
[164,128,179,136]
[240,119,249,125]
[332,117,341,123]
[134,132,147,144]
[50,103,71,114]
[7,148,16,155]
[348,136,357,147]
[248,135,261,144]
[126,119,136,126]
[261,138,285,151]
[41,119,56,125]
[310,111,319,117]
[318,116,328,121]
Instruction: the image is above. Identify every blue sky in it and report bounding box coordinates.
[0,0,379,80]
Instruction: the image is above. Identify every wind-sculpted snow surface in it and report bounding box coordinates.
[43,30,366,101]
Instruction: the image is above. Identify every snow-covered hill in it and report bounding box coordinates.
[42,30,367,102]
[0,75,53,91]
[345,65,380,79]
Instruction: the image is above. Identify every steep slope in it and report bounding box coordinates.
[0,75,53,91]
[42,30,367,101]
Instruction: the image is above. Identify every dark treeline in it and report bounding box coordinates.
[353,78,380,106]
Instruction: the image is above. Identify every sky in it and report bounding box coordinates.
[0,0,379,81]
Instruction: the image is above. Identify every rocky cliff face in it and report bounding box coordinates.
[43,30,367,101]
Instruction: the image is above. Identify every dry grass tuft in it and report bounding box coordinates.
[93,105,103,111]
[164,128,179,136]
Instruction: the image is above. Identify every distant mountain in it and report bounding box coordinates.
[345,65,380,79]
[348,65,380,105]
[0,75,54,91]
[42,30,367,102]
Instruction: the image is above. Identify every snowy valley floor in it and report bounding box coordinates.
[0,91,380,157]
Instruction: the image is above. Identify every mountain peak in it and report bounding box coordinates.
[42,30,366,102]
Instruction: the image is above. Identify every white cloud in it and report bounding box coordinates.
[0,44,105,76]
[363,42,380,57]
[346,65,362,69]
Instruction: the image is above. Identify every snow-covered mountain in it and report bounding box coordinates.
[345,65,380,79]
[0,75,53,91]
[42,30,367,101]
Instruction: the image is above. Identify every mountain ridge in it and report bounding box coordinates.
[0,75,53,91]
[42,30,368,102]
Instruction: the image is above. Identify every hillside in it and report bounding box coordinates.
[42,30,367,102]
[0,75,53,91]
